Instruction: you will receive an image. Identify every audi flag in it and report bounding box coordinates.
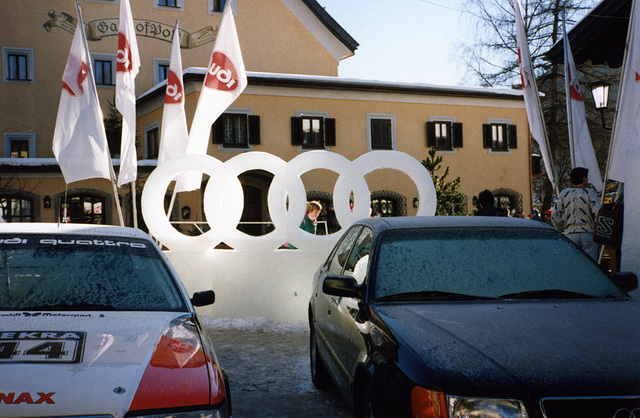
[607,0,640,183]
[52,21,114,184]
[563,14,602,193]
[514,0,558,194]
[115,0,140,187]
[181,0,247,191]
[158,21,190,193]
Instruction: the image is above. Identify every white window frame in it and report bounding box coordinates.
[216,108,255,152]
[429,116,457,155]
[296,110,330,152]
[208,0,237,15]
[144,123,160,160]
[154,0,185,11]
[367,113,396,152]
[153,58,171,86]
[2,47,35,84]
[4,133,36,158]
[487,118,513,155]
[91,53,116,88]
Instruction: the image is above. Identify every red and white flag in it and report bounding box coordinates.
[607,0,640,183]
[52,21,114,184]
[116,0,140,187]
[158,21,188,166]
[514,0,557,193]
[563,17,603,192]
[158,21,190,192]
[181,1,247,191]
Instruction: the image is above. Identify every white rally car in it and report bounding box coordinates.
[0,223,230,418]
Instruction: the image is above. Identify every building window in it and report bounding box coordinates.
[291,113,335,150]
[59,194,106,224]
[4,133,36,158]
[0,195,34,222]
[209,0,236,14]
[154,0,184,10]
[367,114,395,150]
[154,59,170,85]
[2,47,35,84]
[426,120,463,151]
[145,124,160,159]
[92,54,116,86]
[212,112,260,149]
[371,191,407,217]
[483,122,517,152]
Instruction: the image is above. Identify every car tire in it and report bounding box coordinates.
[310,324,333,390]
[355,380,375,418]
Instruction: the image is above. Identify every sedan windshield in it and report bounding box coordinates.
[0,234,187,311]
[374,228,626,301]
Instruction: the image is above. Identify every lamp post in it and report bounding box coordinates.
[590,81,611,130]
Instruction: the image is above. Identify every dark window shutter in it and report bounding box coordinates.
[291,117,303,146]
[248,115,260,145]
[483,124,492,149]
[324,118,336,147]
[453,122,463,148]
[212,119,225,144]
[426,121,436,147]
[509,124,517,149]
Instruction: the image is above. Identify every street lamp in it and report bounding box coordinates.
[590,81,611,129]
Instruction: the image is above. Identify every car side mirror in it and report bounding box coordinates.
[323,275,363,299]
[191,290,215,307]
[612,271,638,293]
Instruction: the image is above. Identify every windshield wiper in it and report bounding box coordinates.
[377,291,497,302]
[499,289,595,300]
[17,303,118,311]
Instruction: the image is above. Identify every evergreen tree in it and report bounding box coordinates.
[421,147,465,216]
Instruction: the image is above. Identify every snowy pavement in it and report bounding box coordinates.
[205,317,350,417]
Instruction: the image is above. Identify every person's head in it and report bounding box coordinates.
[543,209,552,220]
[570,167,589,186]
[477,190,495,208]
[306,201,322,220]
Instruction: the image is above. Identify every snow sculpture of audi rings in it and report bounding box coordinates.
[142,150,436,252]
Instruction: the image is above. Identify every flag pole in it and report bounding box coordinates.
[75,1,124,226]
[562,11,576,168]
[601,0,637,203]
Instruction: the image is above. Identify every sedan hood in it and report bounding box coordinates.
[374,300,640,397]
[0,311,206,418]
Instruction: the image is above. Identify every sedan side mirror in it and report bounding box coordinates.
[323,275,363,299]
[612,271,638,293]
[191,290,216,307]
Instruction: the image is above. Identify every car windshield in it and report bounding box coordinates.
[373,228,626,301]
[0,234,187,312]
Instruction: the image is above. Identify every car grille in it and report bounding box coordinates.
[541,396,640,418]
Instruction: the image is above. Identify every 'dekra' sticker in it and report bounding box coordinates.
[0,331,86,363]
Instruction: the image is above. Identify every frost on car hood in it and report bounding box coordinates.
[375,300,640,397]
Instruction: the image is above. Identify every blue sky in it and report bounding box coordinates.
[316,0,474,86]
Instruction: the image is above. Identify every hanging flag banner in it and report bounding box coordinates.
[607,0,640,183]
[52,21,113,184]
[563,14,603,192]
[514,0,558,194]
[181,1,247,191]
[116,0,140,187]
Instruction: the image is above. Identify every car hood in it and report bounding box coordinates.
[374,300,640,397]
[0,310,209,418]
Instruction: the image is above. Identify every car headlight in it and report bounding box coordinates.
[411,387,528,418]
[448,396,529,417]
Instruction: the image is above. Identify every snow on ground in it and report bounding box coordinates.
[203,316,350,417]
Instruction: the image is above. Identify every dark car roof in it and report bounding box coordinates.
[355,216,555,235]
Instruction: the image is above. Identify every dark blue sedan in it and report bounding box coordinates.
[308,216,640,418]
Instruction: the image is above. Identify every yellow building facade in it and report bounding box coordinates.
[1,0,532,231]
